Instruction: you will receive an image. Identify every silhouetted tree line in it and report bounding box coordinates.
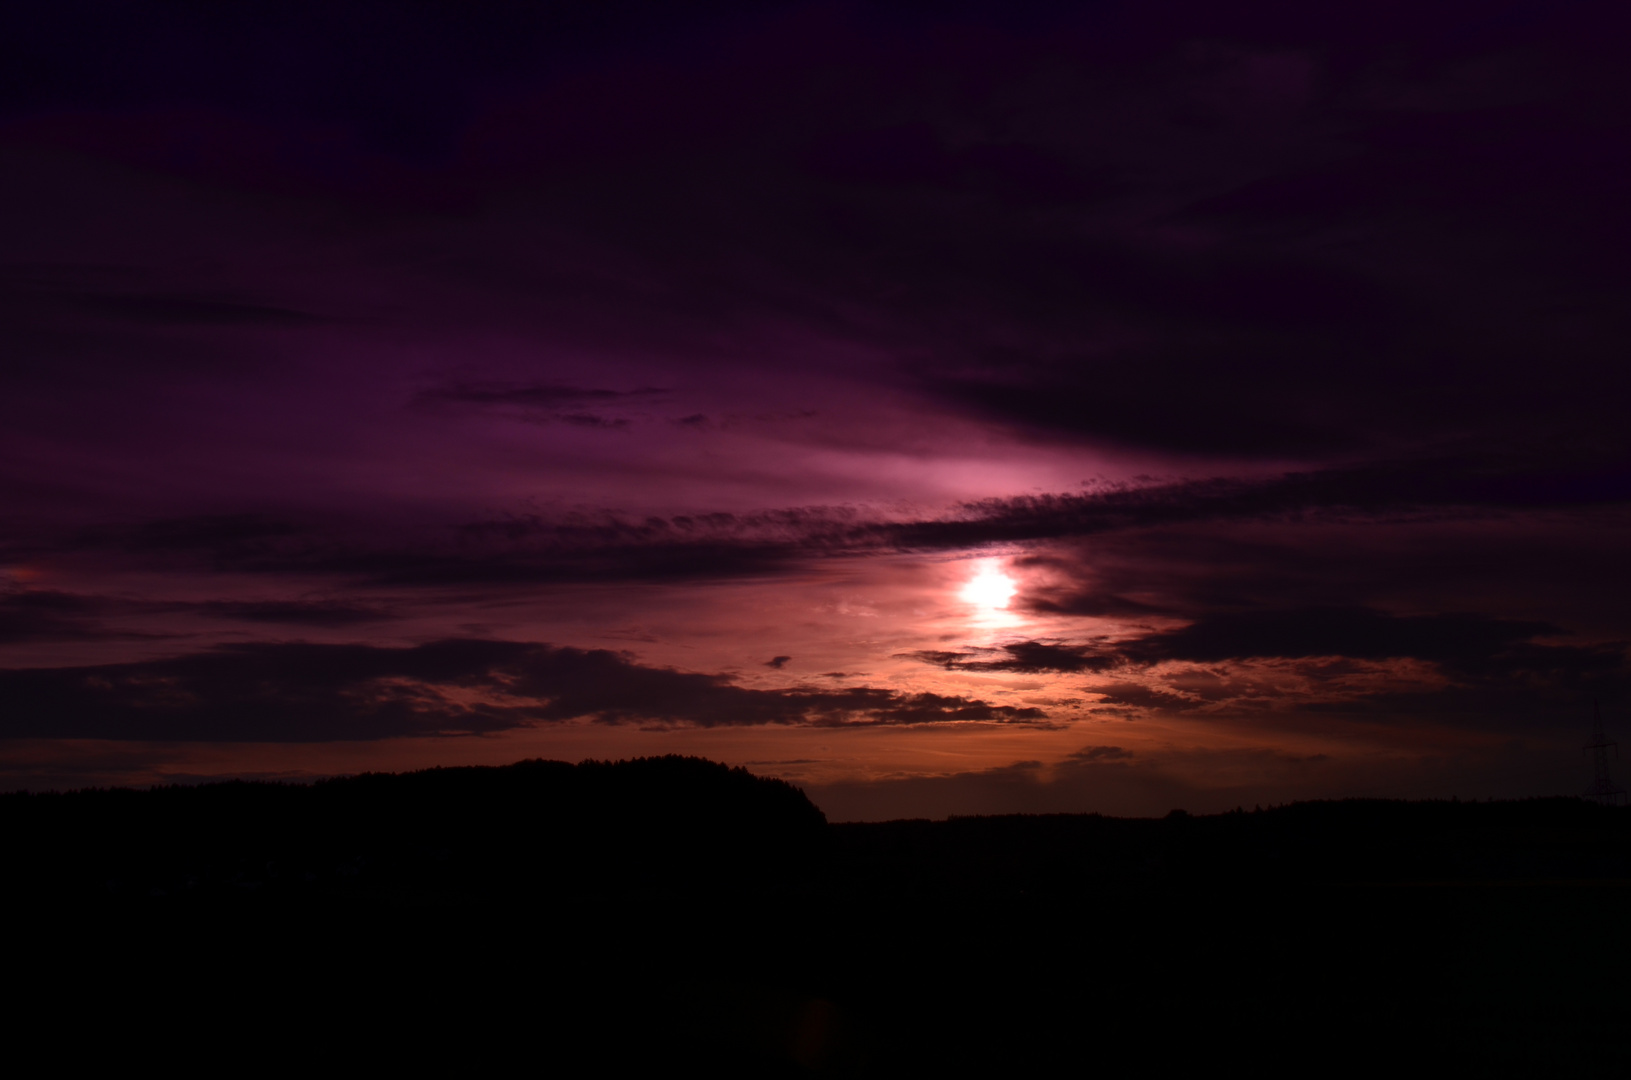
[4,758,1627,909]
[6,762,1631,1075]
[830,797,1631,901]
[1,756,826,904]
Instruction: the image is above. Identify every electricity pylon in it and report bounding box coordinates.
[1583,702,1627,805]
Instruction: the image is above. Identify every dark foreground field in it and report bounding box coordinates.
[7,757,1629,1075]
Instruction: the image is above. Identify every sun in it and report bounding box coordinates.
[960,560,1017,611]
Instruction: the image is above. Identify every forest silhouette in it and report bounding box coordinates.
[7,757,1629,1074]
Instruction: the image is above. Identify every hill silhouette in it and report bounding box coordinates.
[5,756,825,903]
[6,761,1630,1075]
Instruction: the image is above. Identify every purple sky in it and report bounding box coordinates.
[4,1,1630,817]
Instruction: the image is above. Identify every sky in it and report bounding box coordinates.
[3,0,1630,818]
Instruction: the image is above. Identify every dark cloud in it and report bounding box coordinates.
[109,514,307,560]
[4,1,1629,469]
[0,588,394,643]
[1113,612,1631,724]
[806,121,1110,204]
[1069,745,1133,762]
[1083,681,1210,714]
[885,459,1631,556]
[0,638,1046,741]
[261,507,862,586]
[341,538,802,588]
[901,610,1630,722]
[0,1,773,159]
[0,590,120,644]
[1123,608,1561,667]
[62,291,319,327]
[44,511,808,587]
[915,252,1415,457]
[802,13,1631,463]
[406,383,657,431]
[901,611,1606,681]
[1012,512,1631,658]
[54,459,1630,592]
[412,382,665,409]
[197,599,395,627]
[765,655,791,669]
[973,639,1116,673]
[854,692,1046,726]
[0,267,323,327]
[556,413,631,429]
[897,650,966,670]
[898,640,1116,674]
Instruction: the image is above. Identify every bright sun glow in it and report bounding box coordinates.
[960,561,1017,610]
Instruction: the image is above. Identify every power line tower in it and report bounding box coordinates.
[1583,702,1626,806]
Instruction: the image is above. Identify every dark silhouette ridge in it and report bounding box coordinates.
[7,762,1630,1075]
[3,755,826,902]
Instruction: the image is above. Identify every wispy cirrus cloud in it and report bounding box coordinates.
[0,638,1047,742]
[0,590,134,644]
[411,382,666,409]
[901,608,1630,724]
[410,381,669,428]
[0,587,397,643]
[899,640,1117,674]
[33,455,1629,593]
